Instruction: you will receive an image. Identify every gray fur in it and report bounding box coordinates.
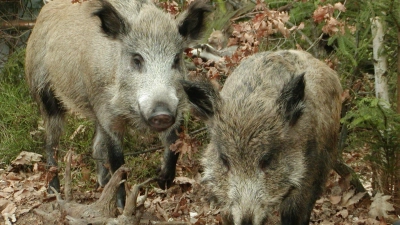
[183,50,342,225]
[25,0,210,206]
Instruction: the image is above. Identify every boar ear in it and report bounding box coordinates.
[93,0,129,39]
[177,0,211,41]
[180,80,217,120]
[277,73,306,126]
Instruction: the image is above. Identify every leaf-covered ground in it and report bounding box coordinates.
[0,149,398,225]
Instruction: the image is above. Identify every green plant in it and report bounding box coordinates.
[342,97,400,194]
[0,48,43,165]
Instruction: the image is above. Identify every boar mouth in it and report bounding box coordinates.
[140,111,176,132]
[149,114,175,132]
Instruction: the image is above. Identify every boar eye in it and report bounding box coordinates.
[219,153,230,170]
[260,153,275,171]
[131,54,143,70]
[172,54,180,69]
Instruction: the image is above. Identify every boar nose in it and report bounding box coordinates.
[240,216,253,225]
[148,105,175,131]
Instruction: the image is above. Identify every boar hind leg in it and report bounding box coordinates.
[157,126,182,189]
[93,124,126,208]
[39,84,66,194]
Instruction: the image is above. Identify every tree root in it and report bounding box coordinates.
[56,166,154,225]
[35,150,155,225]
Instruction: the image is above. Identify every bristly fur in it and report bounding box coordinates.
[25,0,210,208]
[183,50,343,225]
[93,0,130,39]
[177,0,211,40]
[277,73,306,126]
[180,80,217,119]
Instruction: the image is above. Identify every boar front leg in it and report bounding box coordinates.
[280,187,320,225]
[92,124,126,208]
[157,126,182,189]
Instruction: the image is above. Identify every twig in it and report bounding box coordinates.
[69,125,85,140]
[65,150,72,201]
[285,21,313,47]
[335,0,347,19]
[156,203,169,221]
[188,127,207,135]
[123,178,155,216]
[231,11,259,21]
[124,146,164,157]
[0,20,35,30]
[124,127,207,157]
[306,33,324,54]
[49,186,64,203]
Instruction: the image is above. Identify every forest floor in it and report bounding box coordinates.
[0,145,398,225]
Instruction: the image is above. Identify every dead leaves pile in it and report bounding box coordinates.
[0,152,47,225]
[309,170,397,225]
[143,177,222,225]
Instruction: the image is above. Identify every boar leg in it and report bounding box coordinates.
[93,124,111,187]
[280,201,315,225]
[157,126,182,189]
[280,186,321,225]
[40,85,66,194]
[93,124,126,208]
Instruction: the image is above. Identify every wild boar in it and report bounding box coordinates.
[25,0,210,207]
[182,50,342,225]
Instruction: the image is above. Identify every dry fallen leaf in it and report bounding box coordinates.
[11,151,42,167]
[1,200,17,225]
[368,192,394,219]
[329,195,341,205]
[173,177,196,186]
[343,191,365,207]
[336,209,349,218]
[334,2,346,12]
[340,189,366,207]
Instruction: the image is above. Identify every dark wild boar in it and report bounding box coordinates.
[182,50,342,225]
[25,0,210,207]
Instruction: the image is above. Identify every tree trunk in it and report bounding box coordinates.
[370,16,390,193]
[395,26,400,216]
[371,17,389,104]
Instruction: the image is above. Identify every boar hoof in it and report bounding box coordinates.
[156,171,174,190]
[156,178,174,190]
[47,176,60,194]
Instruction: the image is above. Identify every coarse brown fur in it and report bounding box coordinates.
[182,50,342,225]
[25,0,210,207]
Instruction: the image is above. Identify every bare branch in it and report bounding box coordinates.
[0,20,35,30]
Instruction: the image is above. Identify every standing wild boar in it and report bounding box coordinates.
[25,0,210,207]
[182,50,342,225]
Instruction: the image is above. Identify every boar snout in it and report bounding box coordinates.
[138,89,179,131]
[148,104,176,131]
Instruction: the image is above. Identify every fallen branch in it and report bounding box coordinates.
[35,164,155,225]
[0,20,35,30]
[333,160,367,194]
[64,150,72,201]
